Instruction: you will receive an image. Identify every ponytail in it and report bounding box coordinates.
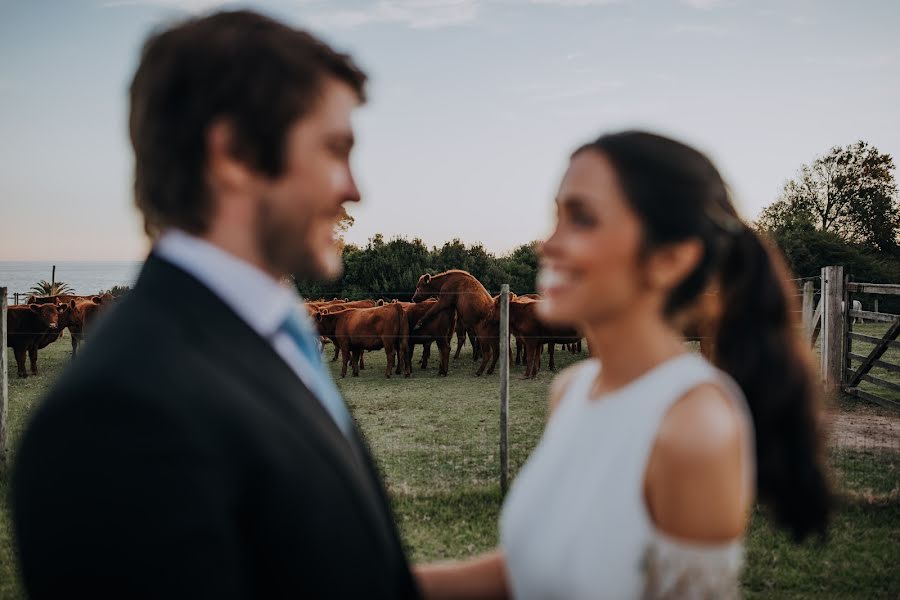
[715,227,830,541]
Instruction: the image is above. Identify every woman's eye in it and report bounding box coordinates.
[570,210,596,227]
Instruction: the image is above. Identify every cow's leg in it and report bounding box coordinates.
[484,338,500,375]
[403,343,415,377]
[359,350,366,370]
[71,333,79,359]
[515,336,523,366]
[421,341,432,370]
[531,343,540,378]
[332,344,340,362]
[475,341,492,376]
[396,342,407,375]
[384,340,394,378]
[28,345,39,375]
[454,328,465,360]
[351,348,363,377]
[576,340,583,354]
[339,346,351,378]
[437,338,450,376]
[470,331,480,362]
[14,348,28,378]
[524,342,537,379]
[549,343,557,372]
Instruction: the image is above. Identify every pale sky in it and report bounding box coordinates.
[1,0,899,260]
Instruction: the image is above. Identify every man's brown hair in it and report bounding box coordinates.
[129,10,367,236]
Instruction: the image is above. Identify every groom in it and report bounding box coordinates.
[12,10,418,599]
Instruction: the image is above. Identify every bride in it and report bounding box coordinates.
[415,131,830,599]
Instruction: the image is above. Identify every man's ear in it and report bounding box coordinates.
[206,120,254,196]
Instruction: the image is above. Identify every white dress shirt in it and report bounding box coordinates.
[154,229,328,407]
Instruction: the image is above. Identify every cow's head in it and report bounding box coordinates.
[411,273,439,303]
[29,302,68,330]
[376,299,385,306]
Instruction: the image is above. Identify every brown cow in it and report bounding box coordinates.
[316,303,410,378]
[307,299,377,363]
[398,300,456,377]
[6,303,70,377]
[503,295,581,378]
[411,270,500,376]
[512,293,541,366]
[66,297,108,357]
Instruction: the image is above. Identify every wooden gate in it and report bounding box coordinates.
[842,282,900,412]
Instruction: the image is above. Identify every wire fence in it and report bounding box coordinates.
[3,275,899,502]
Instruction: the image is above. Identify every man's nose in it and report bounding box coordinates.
[343,171,361,204]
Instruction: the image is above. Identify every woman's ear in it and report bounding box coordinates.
[646,239,704,291]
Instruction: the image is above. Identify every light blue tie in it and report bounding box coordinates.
[279,309,354,438]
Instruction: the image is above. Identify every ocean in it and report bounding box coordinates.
[0,261,144,304]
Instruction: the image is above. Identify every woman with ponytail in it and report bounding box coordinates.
[415,131,830,599]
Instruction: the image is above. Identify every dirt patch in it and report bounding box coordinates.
[825,410,900,452]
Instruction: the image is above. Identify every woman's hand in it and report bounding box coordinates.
[415,550,510,600]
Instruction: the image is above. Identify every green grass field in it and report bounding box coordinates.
[2,334,899,598]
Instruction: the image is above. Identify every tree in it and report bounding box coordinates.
[102,285,131,298]
[334,206,355,253]
[29,280,74,296]
[758,141,899,251]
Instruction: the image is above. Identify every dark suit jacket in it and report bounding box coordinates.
[12,255,420,599]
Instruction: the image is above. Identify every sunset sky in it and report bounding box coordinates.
[2,0,899,260]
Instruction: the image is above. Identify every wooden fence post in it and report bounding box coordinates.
[499,284,510,495]
[875,298,879,314]
[842,272,852,389]
[821,266,844,395]
[1,288,8,469]
[802,281,814,339]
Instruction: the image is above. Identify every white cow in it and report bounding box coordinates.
[842,299,864,324]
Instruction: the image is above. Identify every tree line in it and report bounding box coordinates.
[298,140,900,311]
[295,235,539,301]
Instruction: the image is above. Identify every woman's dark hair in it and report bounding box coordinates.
[574,131,830,541]
[129,10,367,236]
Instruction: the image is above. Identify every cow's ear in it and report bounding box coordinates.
[58,303,69,313]
[69,300,77,310]
[92,296,103,305]
[377,299,384,306]
[423,273,432,285]
[29,304,41,313]
[343,298,349,303]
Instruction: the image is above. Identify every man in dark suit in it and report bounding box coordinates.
[12,10,419,599]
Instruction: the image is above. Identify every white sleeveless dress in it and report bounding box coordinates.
[500,353,755,599]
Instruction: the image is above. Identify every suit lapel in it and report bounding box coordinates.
[133,255,401,551]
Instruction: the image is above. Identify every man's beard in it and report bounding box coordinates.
[256,196,343,282]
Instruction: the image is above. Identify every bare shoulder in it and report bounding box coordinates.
[645,382,752,542]
[548,359,597,416]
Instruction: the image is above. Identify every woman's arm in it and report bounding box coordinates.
[414,550,510,600]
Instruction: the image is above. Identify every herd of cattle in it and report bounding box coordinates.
[6,293,113,378]
[5,269,584,380]
[308,269,583,379]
